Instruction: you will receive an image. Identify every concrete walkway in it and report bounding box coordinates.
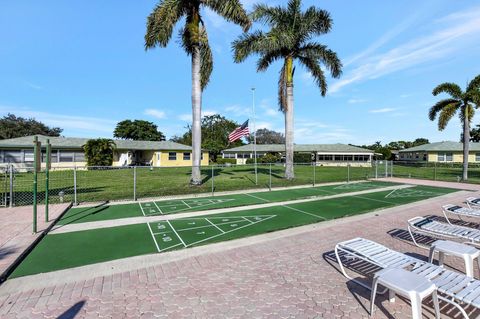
[0,188,478,318]
[0,203,70,282]
[383,177,480,191]
[51,184,414,235]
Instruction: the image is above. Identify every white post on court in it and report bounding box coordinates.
[269,163,272,191]
[251,87,258,185]
[385,161,388,178]
[73,165,77,206]
[133,166,137,201]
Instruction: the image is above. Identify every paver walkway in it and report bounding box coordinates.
[383,177,480,191]
[0,203,70,282]
[0,188,478,318]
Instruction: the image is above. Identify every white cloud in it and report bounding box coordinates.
[202,109,218,117]
[348,98,367,104]
[369,108,396,114]
[0,106,116,134]
[224,105,246,116]
[25,81,43,90]
[301,71,313,85]
[330,5,480,93]
[255,121,273,130]
[400,94,412,98]
[144,108,166,119]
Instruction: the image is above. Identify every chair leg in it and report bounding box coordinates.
[370,277,379,317]
[432,290,441,319]
[428,246,435,264]
[465,256,474,278]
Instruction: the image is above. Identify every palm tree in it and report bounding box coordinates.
[145,0,250,185]
[428,75,480,181]
[232,0,342,180]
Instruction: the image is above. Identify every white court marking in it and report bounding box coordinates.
[153,201,163,214]
[244,193,270,202]
[149,215,276,252]
[282,205,326,220]
[138,203,146,217]
[143,198,236,216]
[385,189,398,198]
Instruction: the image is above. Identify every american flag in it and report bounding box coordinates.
[228,120,250,143]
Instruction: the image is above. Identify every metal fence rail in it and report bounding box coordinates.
[4,162,379,207]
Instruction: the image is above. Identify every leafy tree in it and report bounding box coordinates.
[83,139,116,167]
[0,113,62,139]
[411,138,429,147]
[114,120,165,141]
[467,125,480,142]
[255,128,285,144]
[145,0,250,185]
[233,0,342,180]
[171,115,244,161]
[429,75,480,181]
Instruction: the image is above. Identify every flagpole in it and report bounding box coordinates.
[251,87,257,185]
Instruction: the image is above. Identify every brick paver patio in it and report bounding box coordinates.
[0,203,70,282]
[1,180,480,318]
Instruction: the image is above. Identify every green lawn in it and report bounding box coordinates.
[10,184,458,278]
[7,164,375,206]
[57,180,399,225]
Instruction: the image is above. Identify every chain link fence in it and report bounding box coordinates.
[391,161,480,183]
[3,162,381,207]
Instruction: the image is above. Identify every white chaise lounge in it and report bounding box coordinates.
[335,237,480,318]
[442,204,480,224]
[407,216,480,248]
[466,197,480,209]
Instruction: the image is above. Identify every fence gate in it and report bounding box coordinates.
[0,166,7,207]
[374,160,393,178]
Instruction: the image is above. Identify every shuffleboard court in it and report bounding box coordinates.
[11,185,459,277]
[57,180,401,225]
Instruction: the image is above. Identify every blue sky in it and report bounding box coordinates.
[1,0,479,145]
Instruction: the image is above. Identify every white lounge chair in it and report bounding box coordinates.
[408,216,480,249]
[467,197,480,209]
[335,237,480,318]
[442,204,480,224]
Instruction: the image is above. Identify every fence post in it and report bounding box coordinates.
[269,163,272,191]
[385,160,388,178]
[73,166,77,206]
[347,164,350,183]
[9,164,13,208]
[211,165,215,196]
[313,163,316,187]
[133,166,137,201]
[375,161,378,179]
[390,161,393,177]
[434,162,437,181]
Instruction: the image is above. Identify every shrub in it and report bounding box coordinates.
[215,158,236,165]
[83,139,116,167]
[293,153,312,163]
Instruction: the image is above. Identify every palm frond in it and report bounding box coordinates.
[199,26,213,90]
[145,0,184,49]
[432,82,463,99]
[437,102,460,131]
[467,74,480,92]
[469,90,480,107]
[428,98,459,121]
[203,0,251,31]
[256,50,282,72]
[460,103,475,125]
[250,3,288,26]
[301,7,332,35]
[232,30,266,62]
[298,57,327,95]
[278,61,287,112]
[298,42,342,78]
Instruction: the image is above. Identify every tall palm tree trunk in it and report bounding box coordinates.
[463,108,470,181]
[191,45,202,185]
[284,85,295,180]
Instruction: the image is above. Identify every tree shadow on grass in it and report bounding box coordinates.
[57,300,86,319]
[56,202,110,226]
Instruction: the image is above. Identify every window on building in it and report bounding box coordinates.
[74,152,85,162]
[59,151,74,162]
[183,152,191,160]
[237,153,251,159]
[223,153,235,159]
[4,151,22,163]
[438,152,453,162]
[344,155,353,161]
[168,152,177,160]
[476,153,480,162]
[24,150,34,162]
[42,150,59,163]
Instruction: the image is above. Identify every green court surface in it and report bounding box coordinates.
[57,181,400,225]
[11,185,457,277]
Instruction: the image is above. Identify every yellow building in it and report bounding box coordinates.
[0,135,209,169]
[398,141,480,163]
